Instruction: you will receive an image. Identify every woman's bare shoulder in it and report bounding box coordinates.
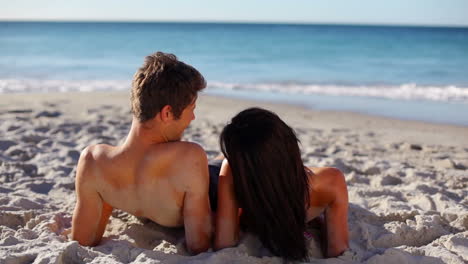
[307,167,346,205]
[308,167,344,184]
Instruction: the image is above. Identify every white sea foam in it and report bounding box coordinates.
[1,79,468,103]
[0,79,131,93]
[209,81,468,103]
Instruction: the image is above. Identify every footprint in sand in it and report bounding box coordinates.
[380,175,403,186]
[6,148,35,161]
[35,111,62,118]
[0,140,17,151]
[7,125,21,132]
[7,109,33,114]
[34,126,50,133]
[1,162,39,177]
[27,182,54,194]
[21,135,48,144]
[66,150,80,163]
[87,125,108,134]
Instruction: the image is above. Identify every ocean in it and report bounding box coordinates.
[1,21,468,125]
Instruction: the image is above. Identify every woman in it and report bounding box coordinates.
[214,107,349,260]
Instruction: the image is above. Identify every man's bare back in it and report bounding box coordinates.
[71,52,210,254]
[72,140,210,247]
[83,142,207,224]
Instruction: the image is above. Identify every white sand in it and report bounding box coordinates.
[0,91,467,263]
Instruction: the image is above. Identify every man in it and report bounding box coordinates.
[71,52,211,254]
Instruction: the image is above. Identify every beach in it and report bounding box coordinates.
[0,91,467,263]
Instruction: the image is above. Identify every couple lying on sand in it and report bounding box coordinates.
[71,52,349,261]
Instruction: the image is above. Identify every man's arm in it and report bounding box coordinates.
[214,160,240,250]
[71,147,113,246]
[182,145,212,254]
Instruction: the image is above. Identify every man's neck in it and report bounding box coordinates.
[122,118,168,151]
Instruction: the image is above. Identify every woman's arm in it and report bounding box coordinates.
[214,159,240,250]
[308,167,349,257]
[323,168,349,257]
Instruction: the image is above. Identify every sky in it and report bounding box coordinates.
[1,0,468,27]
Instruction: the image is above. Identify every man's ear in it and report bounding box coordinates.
[160,105,174,122]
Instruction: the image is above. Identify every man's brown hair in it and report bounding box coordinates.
[131,52,206,122]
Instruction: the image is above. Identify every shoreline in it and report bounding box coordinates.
[2,79,468,126]
[1,91,467,146]
[205,88,468,128]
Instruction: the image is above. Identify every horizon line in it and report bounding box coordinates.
[1,18,468,28]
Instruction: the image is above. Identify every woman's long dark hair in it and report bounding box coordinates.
[220,107,310,260]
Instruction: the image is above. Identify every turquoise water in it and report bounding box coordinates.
[1,22,468,125]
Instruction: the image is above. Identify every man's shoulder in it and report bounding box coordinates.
[75,145,107,185]
[150,142,208,187]
[81,144,115,161]
[149,141,207,163]
[76,144,115,173]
